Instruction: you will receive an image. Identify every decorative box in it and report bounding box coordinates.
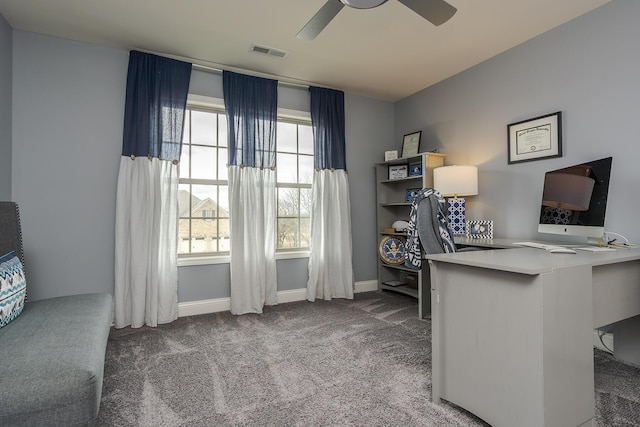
[388,165,408,180]
[409,164,422,177]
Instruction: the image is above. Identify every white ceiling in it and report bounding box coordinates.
[0,0,611,102]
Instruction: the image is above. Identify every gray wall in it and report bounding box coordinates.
[345,95,394,283]
[11,31,391,301]
[12,32,127,300]
[0,13,11,200]
[395,0,640,244]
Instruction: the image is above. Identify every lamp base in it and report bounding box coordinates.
[447,198,466,235]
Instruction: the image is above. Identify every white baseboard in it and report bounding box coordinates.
[594,330,614,352]
[355,279,379,293]
[178,297,231,317]
[177,279,380,317]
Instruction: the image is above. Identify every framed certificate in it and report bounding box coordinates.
[508,112,562,164]
[401,131,421,158]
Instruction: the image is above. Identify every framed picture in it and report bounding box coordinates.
[401,131,421,158]
[408,164,422,177]
[388,164,408,180]
[384,150,398,161]
[507,111,562,164]
[466,220,494,239]
[405,188,421,202]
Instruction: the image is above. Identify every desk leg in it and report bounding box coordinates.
[428,260,441,404]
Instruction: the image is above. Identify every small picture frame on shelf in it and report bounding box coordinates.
[466,220,494,239]
[408,164,422,177]
[406,188,421,202]
[401,131,421,158]
[388,164,408,180]
[384,150,398,161]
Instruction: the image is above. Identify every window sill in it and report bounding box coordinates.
[178,250,310,267]
[178,255,229,267]
[276,250,311,260]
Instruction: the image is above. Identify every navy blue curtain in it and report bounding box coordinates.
[309,87,346,170]
[122,51,192,162]
[223,71,278,168]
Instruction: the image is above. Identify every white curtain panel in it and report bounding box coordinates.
[228,166,278,314]
[307,169,354,301]
[115,157,179,328]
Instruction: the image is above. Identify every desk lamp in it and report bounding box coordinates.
[433,165,478,235]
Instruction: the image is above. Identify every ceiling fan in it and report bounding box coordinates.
[297,0,457,41]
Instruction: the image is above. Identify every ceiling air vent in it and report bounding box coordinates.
[250,44,288,59]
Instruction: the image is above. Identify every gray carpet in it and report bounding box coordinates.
[98,291,640,426]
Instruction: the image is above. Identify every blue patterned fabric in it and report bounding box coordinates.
[0,251,26,328]
[405,189,456,270]
[447,198,466,235]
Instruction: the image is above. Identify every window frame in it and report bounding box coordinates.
[177,97,312,266]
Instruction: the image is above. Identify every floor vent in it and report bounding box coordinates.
[250,44,288,59]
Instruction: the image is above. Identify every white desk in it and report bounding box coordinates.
[426,242,640,427]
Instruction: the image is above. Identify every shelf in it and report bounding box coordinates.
[376,152,445,167]
[380,202,412,207]
[380,175,422,184]
[380,232,408,236]
[380,283,419,299]
[380,263,419,273]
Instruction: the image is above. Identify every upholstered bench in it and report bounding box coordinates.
[0,202,113,426]
[0,293,112,426]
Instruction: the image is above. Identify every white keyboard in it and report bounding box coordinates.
[513,241,577,253]
[575,246,616,252]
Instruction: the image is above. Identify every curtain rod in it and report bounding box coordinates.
[133,47,326,91]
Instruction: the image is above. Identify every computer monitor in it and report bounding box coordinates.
[538,157,612,240]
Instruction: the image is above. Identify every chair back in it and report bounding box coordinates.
[0,201,26,271]
[415,190,456,254]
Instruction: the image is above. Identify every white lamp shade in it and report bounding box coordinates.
[433,165,478,197]
[542,173,595,211]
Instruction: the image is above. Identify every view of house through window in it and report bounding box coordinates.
[178,105,313,256]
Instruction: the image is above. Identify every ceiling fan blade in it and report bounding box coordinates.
[397,0,457,26]
[297,0,345,40]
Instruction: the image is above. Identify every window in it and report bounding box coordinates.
[178,107,229,256]
[276,120,313,250]
[178,104,313,258]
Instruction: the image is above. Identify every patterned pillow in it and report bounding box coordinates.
[0,251,27,328]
